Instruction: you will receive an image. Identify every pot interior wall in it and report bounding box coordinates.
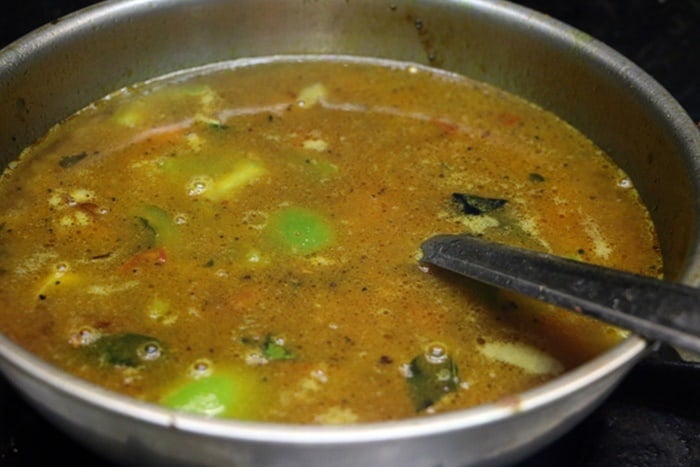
[1,0,699,277]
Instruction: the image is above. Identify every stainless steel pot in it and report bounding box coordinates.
[1,1,699,465]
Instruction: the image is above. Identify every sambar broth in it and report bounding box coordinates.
[0,56,661,423]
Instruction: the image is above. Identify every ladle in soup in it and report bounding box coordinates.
[420,234,700,354]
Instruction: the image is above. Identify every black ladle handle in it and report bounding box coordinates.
[420,234,700,355]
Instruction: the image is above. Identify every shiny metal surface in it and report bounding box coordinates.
[1,1,699,466]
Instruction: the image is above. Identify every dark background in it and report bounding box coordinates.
[1,1,699,466]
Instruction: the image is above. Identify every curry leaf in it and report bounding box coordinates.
[87,332,165,367]
[452,193,507,215]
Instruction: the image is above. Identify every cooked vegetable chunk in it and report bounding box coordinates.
[134,205,179,248]
[162,154,266,201]
[161,369,259,418]
[262,334,294,360]
[267,207,334,255]
[203,159,267,201]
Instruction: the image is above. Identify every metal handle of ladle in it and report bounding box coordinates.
[420,234,700,355]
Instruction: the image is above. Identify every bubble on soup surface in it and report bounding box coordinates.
[69,326,101,347]
[189,358,214,378]
[138,341,163,362]
[187,175,212,196]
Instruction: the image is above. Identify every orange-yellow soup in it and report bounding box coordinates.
[0,56,661,423]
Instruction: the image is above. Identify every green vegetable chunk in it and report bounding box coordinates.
[262,334,294,360]
[268,207,334,255]
[134,205,178,248]
[161,369,259,418]
[87,333,164,367]
[406,343,459,411]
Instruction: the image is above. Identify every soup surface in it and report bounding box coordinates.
[0,56,661,423]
